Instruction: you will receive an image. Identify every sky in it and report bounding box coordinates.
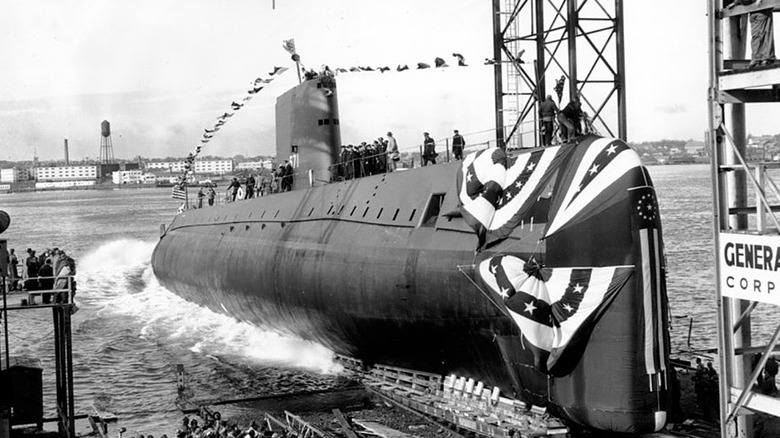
[0,0,776,162]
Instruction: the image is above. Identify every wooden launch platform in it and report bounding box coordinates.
[357,363,568,438]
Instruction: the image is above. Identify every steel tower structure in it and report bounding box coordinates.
[491,0,626,149]
[99,120,115,164]
[708,1,780,437]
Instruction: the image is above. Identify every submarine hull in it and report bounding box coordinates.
[152,147,671,433]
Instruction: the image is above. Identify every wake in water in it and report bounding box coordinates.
[77,239,342,374]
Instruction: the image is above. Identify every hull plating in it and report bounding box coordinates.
[152,152,670,433]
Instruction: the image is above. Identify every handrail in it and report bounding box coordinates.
[178,121,562,210]
[23,275,77,305]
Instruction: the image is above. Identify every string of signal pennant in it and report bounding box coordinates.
[172,65,290,192]
[172,38,563,206]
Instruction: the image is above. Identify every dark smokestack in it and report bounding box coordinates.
[64,139,69,165]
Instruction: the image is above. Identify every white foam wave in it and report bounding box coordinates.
[80,239,157,272]
[78,239,342,374]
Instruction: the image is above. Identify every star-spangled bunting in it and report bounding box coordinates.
[478,254,632,374]
[458,137,643,245]
[566,140,630,207]
[459,136,670,386]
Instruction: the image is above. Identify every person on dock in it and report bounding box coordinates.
[8,248,19,291]
[38,258,54,304]
[729,0,776,68]
[53,255,76,303]
[539,95,559,146]
[422,132,437,166]
[452,130,465,160]
[25,248,39,293]
[761,357,778,395]
[750,1,776,68]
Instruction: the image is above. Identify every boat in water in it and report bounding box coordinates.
[151,75,671,434]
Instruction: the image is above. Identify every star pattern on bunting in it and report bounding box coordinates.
[636,192,657,222]
[550,272,592,325]
[567,140,630,207]
[499,150,545,206]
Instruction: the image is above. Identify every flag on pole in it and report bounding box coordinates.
[172,185,186,200]
[282,39,297,55]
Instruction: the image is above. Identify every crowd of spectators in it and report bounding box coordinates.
[124,410,297,438]
[336,136,394,180]
[5,246,77,304]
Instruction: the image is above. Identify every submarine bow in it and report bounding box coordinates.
[461,136,670,432]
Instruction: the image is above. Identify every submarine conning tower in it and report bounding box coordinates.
[275,74,341,191]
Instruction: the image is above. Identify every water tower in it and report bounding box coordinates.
[99,120,115,163]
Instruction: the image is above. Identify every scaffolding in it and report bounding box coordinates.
[708,1,780,437]
[491,0,626,149]
[0,241,78,438]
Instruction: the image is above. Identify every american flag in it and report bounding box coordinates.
[477,254,632,374]
[172,185,186,200]
[630,178,669,390]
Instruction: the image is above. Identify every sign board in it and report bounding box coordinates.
[719,232,780,306]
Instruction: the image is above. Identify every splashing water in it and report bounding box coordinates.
[12,239,344,435]
[78,239,342,374]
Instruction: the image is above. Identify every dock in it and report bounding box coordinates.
[0,257,116,438]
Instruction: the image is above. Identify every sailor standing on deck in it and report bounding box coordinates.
[557,98,583,142]
[539,95,559,146]
[207,186,216,206]
[452,130,465,160]
[345,146,355,180]
[386,132,399,171]
[283,160,293,191]
[229,178,241,201]
[422,132,437,166]
[245,175,255,199]
[197,187,205,208]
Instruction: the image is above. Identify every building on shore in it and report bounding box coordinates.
[0,167,30,183]
[34,165,97,181]
[112,170,143,185]
[235,160,273,171]
[145,159,234,175]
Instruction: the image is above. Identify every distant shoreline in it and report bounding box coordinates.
[0,181,223,194]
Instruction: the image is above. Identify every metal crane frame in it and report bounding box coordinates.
[492,0,627,149]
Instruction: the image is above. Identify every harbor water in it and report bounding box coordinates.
[0,163,768,434]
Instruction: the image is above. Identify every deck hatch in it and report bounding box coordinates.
[419,193,445,228]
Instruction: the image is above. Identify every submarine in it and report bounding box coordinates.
[151,74,671,434]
